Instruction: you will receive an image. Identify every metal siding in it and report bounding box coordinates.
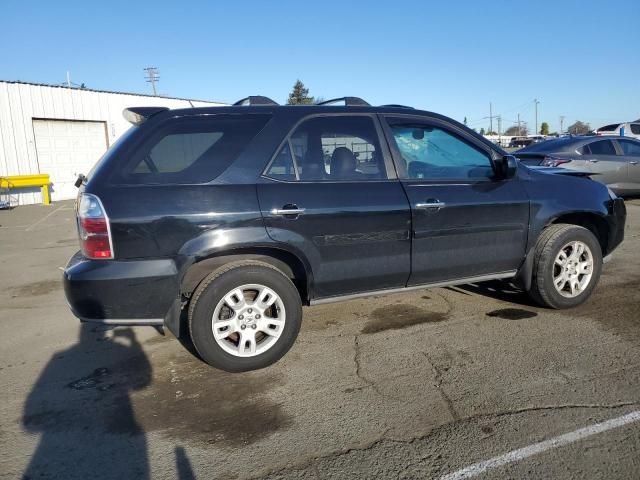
[0,81,225,205]
[0,83,16,178]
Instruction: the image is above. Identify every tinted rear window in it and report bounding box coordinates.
[118,115,270,184]
[587,140,616,155]
[631,124,640,135]
[598,123,620,132]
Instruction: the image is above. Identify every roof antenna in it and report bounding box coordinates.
[188,100,194,107]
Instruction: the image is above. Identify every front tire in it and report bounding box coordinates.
[188,261,302,372]
[528,224,602,309]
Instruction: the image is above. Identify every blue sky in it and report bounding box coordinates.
[2,0,639,133]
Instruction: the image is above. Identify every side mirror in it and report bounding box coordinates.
[500,155,518,179]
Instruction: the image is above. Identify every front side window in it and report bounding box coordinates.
[618,139,640,156]
[265,115,386,181]
[587,140,616,155]
[121,115,270,184]
[388,122,494,180]
[630,124,640,135]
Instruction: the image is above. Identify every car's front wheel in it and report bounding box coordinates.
[528,224,602,309]
[188,261,302,372]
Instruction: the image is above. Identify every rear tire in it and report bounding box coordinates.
[188,261,302,372]
[528,224,602,309]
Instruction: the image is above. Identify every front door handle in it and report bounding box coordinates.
[271,204,306,216]
[587,159,599,163]
[630,161,639,165]
[416,199,446,210]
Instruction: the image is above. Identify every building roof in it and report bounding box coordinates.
[0,79,226,104]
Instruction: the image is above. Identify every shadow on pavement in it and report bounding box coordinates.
[22,324,152,479]
[176,446,196,480]
[456,280,540,308]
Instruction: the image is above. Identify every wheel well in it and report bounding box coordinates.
[551,213,609,255]
[181,248,310,304]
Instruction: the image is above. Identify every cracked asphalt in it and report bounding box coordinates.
[1,199,640,480]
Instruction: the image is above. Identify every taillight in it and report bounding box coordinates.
[542,156,572,167]
[77,193,113,259]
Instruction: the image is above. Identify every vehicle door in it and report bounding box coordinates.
[615,138,640,192]
[257,114,411,299]
[381,115,530,285]
[583,139,629,191]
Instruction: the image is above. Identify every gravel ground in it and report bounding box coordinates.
[1,198,639,480]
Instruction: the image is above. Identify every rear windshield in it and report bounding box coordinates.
[598,123,620,132]
[116,114,270,184]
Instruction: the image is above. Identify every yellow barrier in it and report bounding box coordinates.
[0,174,51,205]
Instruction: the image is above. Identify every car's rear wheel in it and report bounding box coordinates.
[188,261,302,372]
[528,224,602,309]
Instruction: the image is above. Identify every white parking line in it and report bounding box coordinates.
[439,410,640,480]
[24,205,68,232]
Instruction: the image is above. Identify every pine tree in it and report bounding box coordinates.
[540,122,550,135]
[287,80,314,105]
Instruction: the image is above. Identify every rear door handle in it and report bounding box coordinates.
[271,205,306,216]
[630,161,639,165]
[416,200,446,210]
[587,159,599,163]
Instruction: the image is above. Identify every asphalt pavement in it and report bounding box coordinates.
[1,199,639,480]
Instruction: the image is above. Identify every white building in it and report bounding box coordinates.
[0,80,226,205]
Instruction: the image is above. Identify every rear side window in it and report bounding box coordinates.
[265,115,386,181]
[618,139,640,156]
[587,140,616,155]
[120,115,269,184]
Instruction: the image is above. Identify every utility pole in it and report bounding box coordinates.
[66,71,71,88]
[489,102,493,134]
[517,113,521,136]
[497,115,502,145]
[144,67,160,96]
[534,99,540,134]
[559,115,565,135]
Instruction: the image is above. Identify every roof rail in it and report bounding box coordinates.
[122,106,169,125]
[316,97,370,107]
[380,104,414,109]
[233,96,279,106]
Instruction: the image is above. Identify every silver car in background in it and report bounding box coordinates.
[516,136,640,196]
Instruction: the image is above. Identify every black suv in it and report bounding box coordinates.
[63,96,626,372]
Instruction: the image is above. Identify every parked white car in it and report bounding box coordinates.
[595,122,640,139]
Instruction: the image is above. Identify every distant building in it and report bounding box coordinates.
[0,80,226,205]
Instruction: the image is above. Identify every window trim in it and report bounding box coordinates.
[380,114,500,183]
[261,113,397,183]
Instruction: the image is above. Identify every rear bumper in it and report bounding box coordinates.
[63,251,178,325]
[605,198,626,255]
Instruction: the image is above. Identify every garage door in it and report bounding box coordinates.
[32,119,108,201]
